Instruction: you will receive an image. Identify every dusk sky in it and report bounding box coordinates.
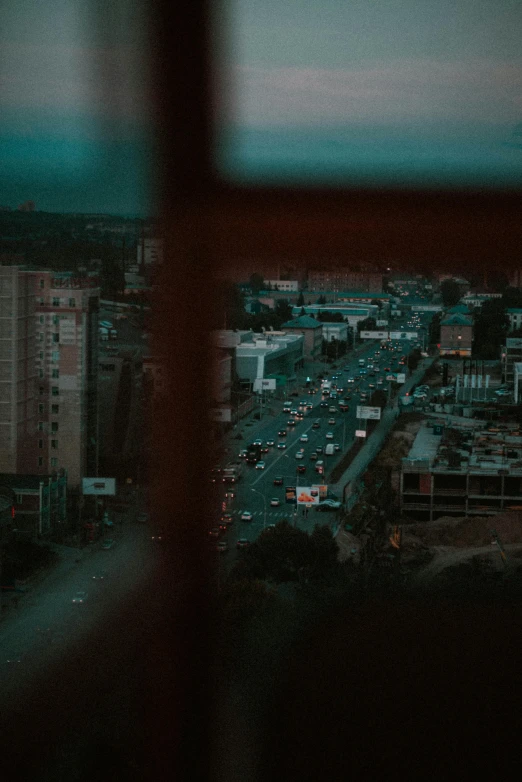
[2,2,522,215]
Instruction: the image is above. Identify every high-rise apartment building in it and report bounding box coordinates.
[34,272,99,486]
[0,266,37,473]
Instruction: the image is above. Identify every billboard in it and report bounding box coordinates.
[355,429,367,438]
[389,331,417,340]
[396,373,406,383]
[356,406,381,420]
[82,477,116,496]
[360,330,388,339]
[296,487,320,505]
[254,378,277,392]
[211,407,232,422]
[376,320,388,327]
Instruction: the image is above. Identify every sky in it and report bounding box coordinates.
[218,0,522,186]
[1,2,522,215]
[0,0,154,216]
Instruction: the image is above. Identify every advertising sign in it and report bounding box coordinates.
[396,373,406,383]
[254,378,277,392]
[356,406,381,420]
[82,477,116,496]
[376,320,389,327]
[360,330,388,339]
[389,331,417,340]
[355,429,367,438]
[296,487,320,505]
[313,484,328,499]
[386,374,396,381]
[285,486,296,504]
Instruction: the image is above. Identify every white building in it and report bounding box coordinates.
[137,237,164,267]
[263,280,299,292]
[507,308,522,332]
[321,323,349,342]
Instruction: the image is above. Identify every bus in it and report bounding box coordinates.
[246,443,262,464]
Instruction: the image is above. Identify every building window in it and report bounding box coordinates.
[38,457,43,467]
[39,332,44,342]
[39,351,44,360]
[39,297,44,306]
[52,333,59,344]
[38,421,44,431]
[52,297,60,307]
[51,386,59,396]
[39,315,44,324]
[51,457,58,468]
[38,403,44,414]
[51,440,58,449]
[39,439,43,449]
[16,493,23,504]
[51,404,59,414]
[68,298,76,307]
[39,386,45,395]
[51,422,58,433]
[39,369,44,379]
[52,315,60,325]
[51,369,59,379]
[39,279,45,289]
[52,351,60,361]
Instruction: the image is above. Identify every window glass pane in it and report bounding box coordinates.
[218,1,522,188]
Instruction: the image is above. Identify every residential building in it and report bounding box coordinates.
[291,304,378,330]
[507,308,522,333]
[461,292,502,308]
[137,237,164,267]
[508,270,522,289]
[0,266,37,474]
[401,419,522,522]
[35,272,100,487]
[308,271,382,293]
[281,315,322,360]
[439,313,473,357]
[0,472,67,539]
[263,280,299,292]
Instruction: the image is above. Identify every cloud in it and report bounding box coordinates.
[229,60,522,127]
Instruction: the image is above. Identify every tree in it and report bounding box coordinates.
[300,307,306,315]
[429,311,442,345]
[317,295,326,305]
[357,317,376,333]
[249,272,265,294]
[297,291,305,306]
[275,298,293,322]
[439,279,461,307]
[316,311,344,323]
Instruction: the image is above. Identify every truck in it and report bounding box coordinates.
[358,358,366,367]
[325,443,335,455]
[321,380,331,391]
[246,443,262,464]
[222,463,242,483]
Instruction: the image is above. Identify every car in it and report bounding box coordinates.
[253,439,262,446]
[92,572,107,580]
[495,388,511,397]
[238,449,248,458]
[368,383,375,389]
[72,591,88,604]
[270,497,281,507]
[310,452,318,460]
[325,432,334,439]
[359,369,367,375]
[241,511,253,522]
[316,445,324,453]
[136,512,148,524]
[347,378,355,384]
[320,401,328,408]
[224,490,235,499]
[236,538,250,549]
[295,451,304,459]
[218,521,228,533]
[287,419,296,426]
[266,438,275,447]
[334,443,341,451]
[300,433,309,443]
[297,464,306,474]
[377,378,384,385]
[101,539,114,549]
[221,512,233,524]
[273,476,283,485]
[290,409,298,416]
[329,406,337,413]
[278,429,287,437]
[261,445,269,453]
[255,461,266,470]
[151,531,165,542]
[216,540,228,553]
[209,527,221,538]
[307,388,315,395]
[305,402,313,410]
[265,524,277,532]
[277,442,287,449]
[328,418,336,425]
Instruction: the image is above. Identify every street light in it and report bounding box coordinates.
[251,488,266,530]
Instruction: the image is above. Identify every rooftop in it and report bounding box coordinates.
[282,315,323,329]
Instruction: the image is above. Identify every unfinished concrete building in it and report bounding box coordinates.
[401,419,522,521]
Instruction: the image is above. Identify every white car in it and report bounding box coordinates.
[295,450,304,459]
[255,460,266,470]
[325,432,334,440]
[495,388,511,397]
[299,434,309,443]
[270,497,281,507]
[241,511,253,521]
[72,591,87,604]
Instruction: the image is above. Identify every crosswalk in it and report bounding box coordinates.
[234,509,297,520]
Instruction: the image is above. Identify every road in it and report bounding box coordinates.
[0,520,155,705]
[210,298,436,571]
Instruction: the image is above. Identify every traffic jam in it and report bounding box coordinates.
[208,337,418,555]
